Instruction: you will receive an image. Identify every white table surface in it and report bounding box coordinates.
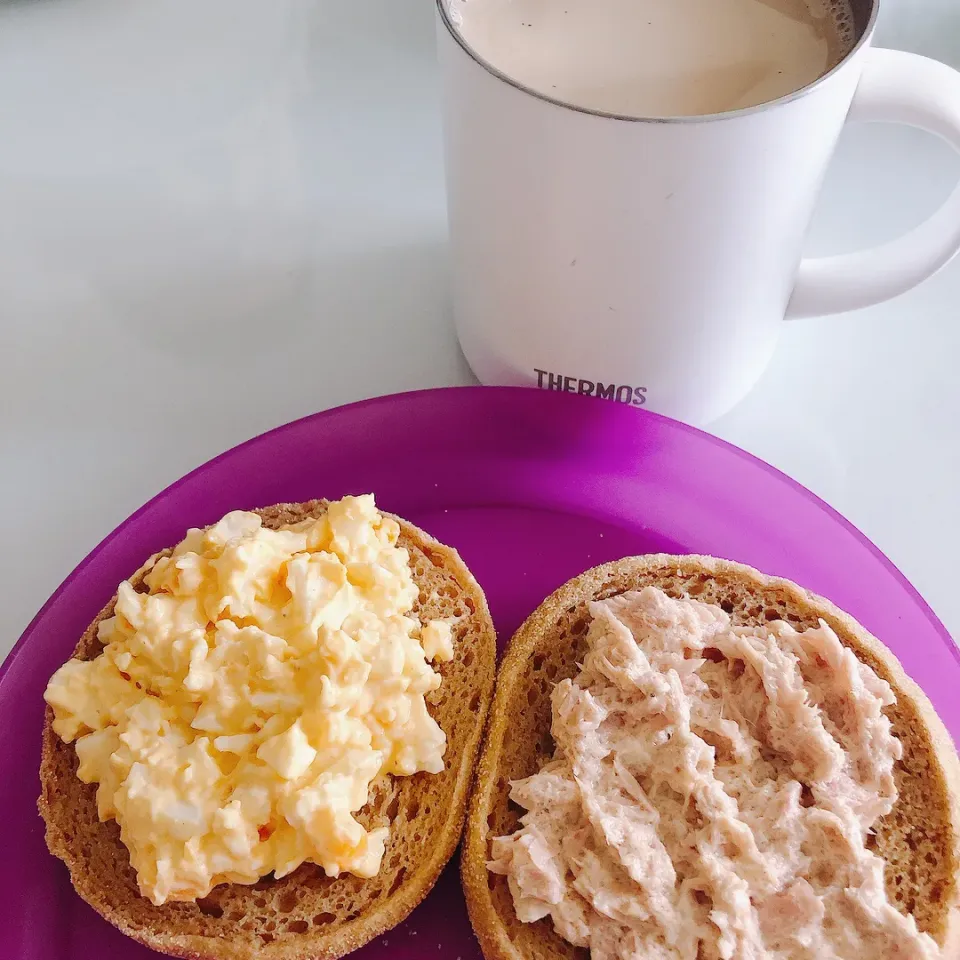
[2,0,959,660]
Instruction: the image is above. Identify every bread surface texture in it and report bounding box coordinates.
[462,554,960,960]
[39,500,497,960]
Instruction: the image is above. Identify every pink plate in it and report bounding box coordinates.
[2,386,958,959]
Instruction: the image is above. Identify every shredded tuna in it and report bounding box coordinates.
[487,587,940,960]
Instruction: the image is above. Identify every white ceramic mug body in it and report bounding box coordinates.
[437,0,960,424]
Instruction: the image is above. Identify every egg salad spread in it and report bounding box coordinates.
[44,495,455,906]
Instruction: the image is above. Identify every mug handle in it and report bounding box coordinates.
[788,48,960,318]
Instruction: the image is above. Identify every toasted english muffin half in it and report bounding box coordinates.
[39,500,497,960]
[462,555,960,960]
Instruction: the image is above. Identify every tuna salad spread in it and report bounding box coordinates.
[488,587,940,959]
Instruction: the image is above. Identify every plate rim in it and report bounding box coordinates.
[3,385,955,686]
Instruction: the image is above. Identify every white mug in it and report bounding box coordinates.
[436,0,960,424]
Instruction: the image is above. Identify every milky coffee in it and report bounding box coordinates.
[446,0,856,118]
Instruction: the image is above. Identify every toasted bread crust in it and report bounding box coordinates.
[39,500,497,960]
[462,555,960,960]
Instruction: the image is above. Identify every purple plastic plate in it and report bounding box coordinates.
[3,386,958,960]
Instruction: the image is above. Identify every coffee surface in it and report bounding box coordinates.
[447,0,856,117]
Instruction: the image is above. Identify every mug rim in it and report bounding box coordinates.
[436,0,879,123]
